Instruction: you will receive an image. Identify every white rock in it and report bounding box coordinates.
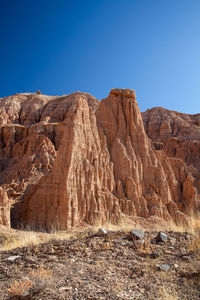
[6,255,21,261]
[97,228,107,236]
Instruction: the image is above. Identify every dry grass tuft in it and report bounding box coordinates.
[188,233,200,253]
[92,215,144,233]
[1,213,200,252]
[159,283,179,300]
[1,231,40,251]
[166,214,200,234]
[29,266,52,278]
[187,214,200,234]
[0,229,84,251]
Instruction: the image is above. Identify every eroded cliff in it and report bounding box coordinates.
[0,90,199,229]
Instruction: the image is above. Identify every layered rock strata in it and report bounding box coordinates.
[0,90,199,229]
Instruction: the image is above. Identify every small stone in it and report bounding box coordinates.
[182,255,192,262]
[97,228,107,236]
[134,239,145,248]
[150,251,160,259]
[158,264,170,272]
[185,233,190,240]
[59,287,69,291]
[6,255,21,262]
[174,264,179,269]
[169,237,176,245]
[103,241,110,248]
[130,230,145,240]
[156,232,168,243]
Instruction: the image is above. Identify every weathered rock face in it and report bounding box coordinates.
[0,188,10,227]
[142,107,200,213]
[142,107,200,141]
[0,90,199,229]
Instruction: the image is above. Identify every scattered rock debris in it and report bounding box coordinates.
[0,230,200,300]
[130,229,145,240]
[150,250,161,259]
[156,232,168,243]
[6,256,21,262]
[96,228,107,236]
[158,264,170,272]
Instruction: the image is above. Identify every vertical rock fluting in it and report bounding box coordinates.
[142,107,200,217]
[0,90,199,229]
[18,94,118,229]
[97,89,189,222]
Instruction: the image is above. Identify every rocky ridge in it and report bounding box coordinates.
[0,89,199,229]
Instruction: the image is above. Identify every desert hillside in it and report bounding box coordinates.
[1,226,200,300]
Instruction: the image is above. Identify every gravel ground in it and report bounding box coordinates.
[0,230,200,300]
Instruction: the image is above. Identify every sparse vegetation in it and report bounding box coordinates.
[29,266,53,293]
[134,235,155,254]
[0,228,200,299]
[7,278,32,296]
[188,232,200,253]
[0,228,82,251]
[7,266,53,297]
[159,285,179,300]
[1,231,40,251]
[1,215,200,299]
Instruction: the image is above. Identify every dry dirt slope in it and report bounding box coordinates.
[0,229,200,300]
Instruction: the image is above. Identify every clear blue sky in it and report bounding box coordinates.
[0,0,200,113]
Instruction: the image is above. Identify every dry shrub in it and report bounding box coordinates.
[7,278,32,296]
[29,266,53,293]
[7,266,53,296]
[134,235,155,254]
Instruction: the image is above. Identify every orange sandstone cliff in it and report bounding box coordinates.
[0,89,199,229]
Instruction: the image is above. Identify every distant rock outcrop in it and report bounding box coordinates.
[0,90,199,229]
[142,107,200,215]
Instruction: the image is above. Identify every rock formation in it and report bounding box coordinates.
[142,107,200,215]
[0,188,10,227]
[0,90,199,229]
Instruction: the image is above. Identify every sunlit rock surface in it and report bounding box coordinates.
[0,90,199,229]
